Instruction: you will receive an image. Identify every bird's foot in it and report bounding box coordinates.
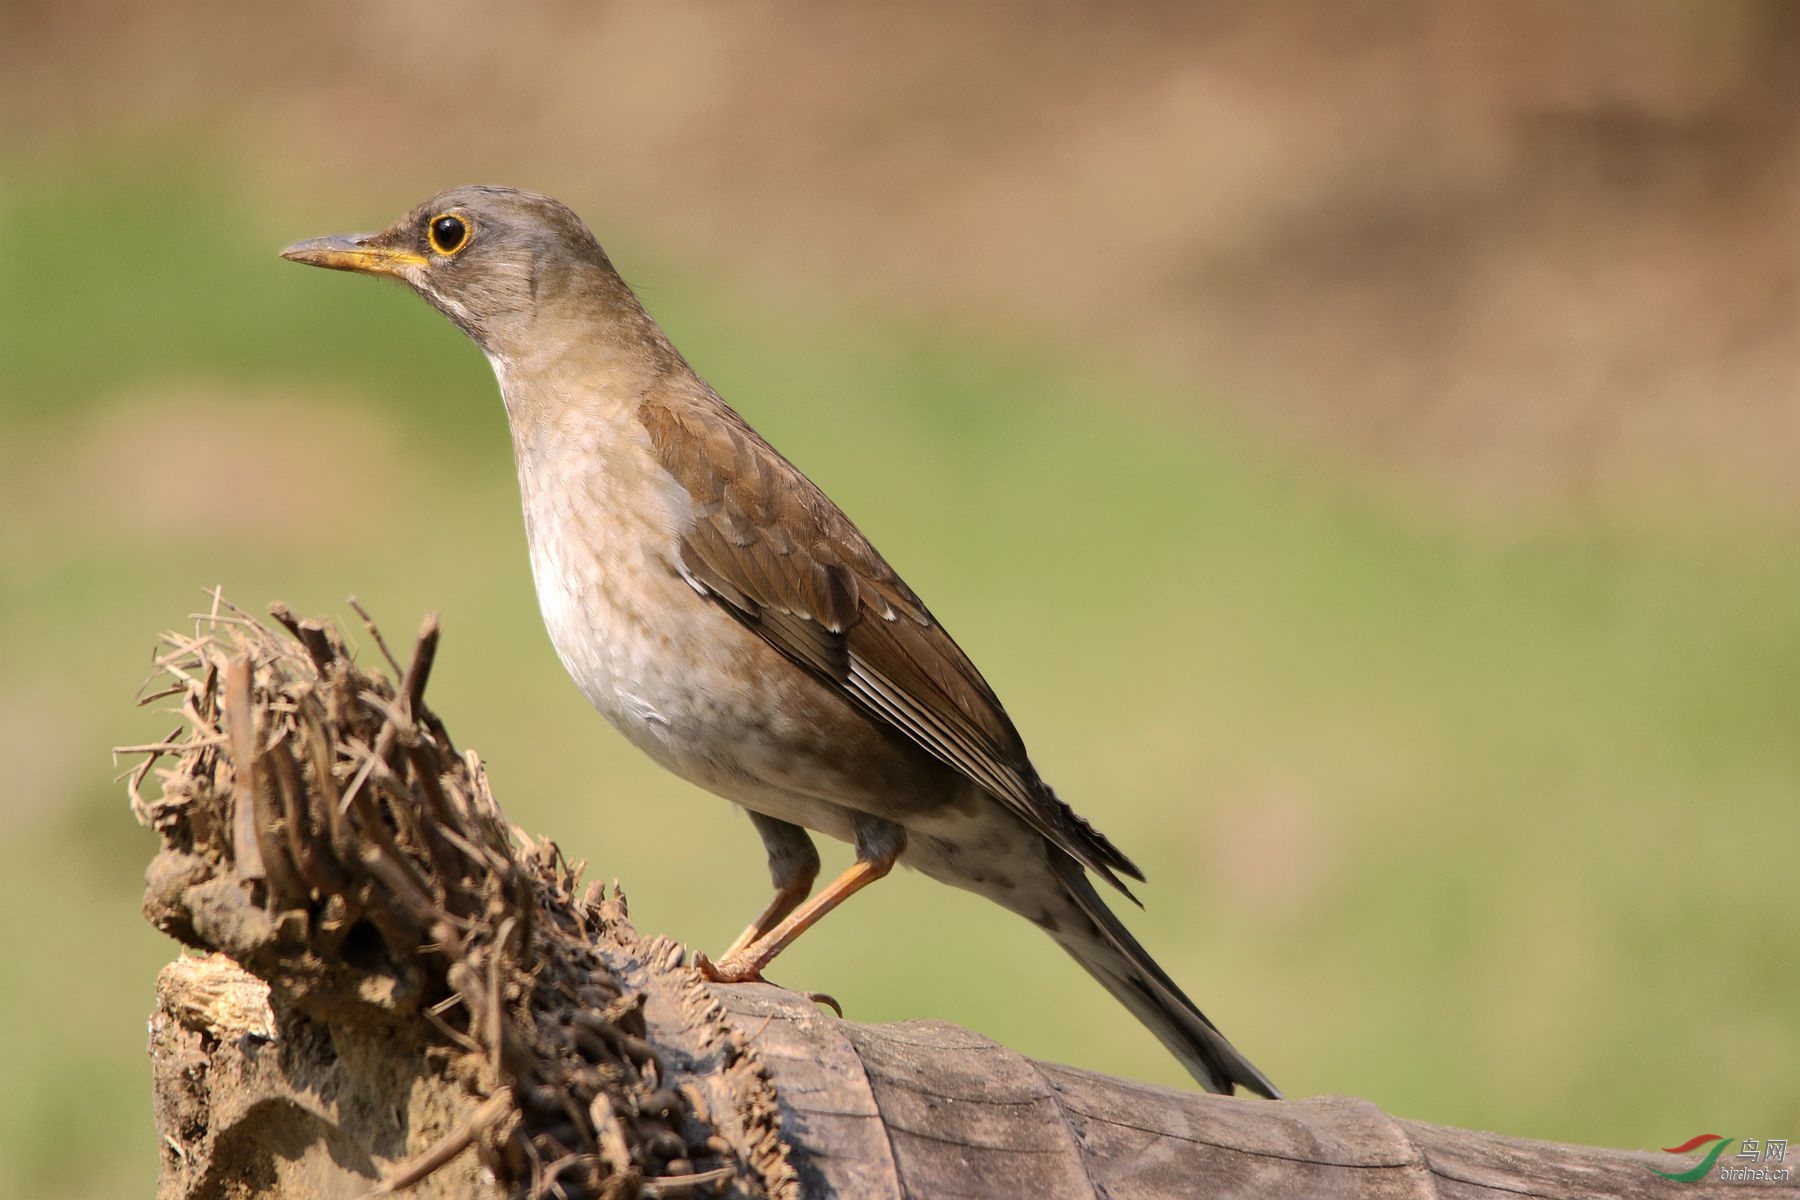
[691,953,842,1015]
[692,950,766,984]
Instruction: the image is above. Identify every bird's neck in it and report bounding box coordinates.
[488,306,703,601]
[486,286,684,447]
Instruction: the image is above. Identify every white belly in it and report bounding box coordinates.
[513,432,849,812]
[521,449,711,764]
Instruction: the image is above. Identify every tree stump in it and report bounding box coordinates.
[123,597,1774,1199]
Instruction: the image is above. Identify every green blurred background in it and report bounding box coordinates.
[3,3,1797,1195]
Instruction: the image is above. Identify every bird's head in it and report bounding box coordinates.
[281,185,629,360]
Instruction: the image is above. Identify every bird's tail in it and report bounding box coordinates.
[1036,850,1280,1098]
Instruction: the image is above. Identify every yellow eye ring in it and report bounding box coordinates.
[428,213,471,255]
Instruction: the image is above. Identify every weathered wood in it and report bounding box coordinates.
[709,987,1757,1200]
[129,599,1790,1200]
[153,952,1774,1200]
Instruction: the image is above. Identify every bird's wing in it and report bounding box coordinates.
[639,388,1142,893]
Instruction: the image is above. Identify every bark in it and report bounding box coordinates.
[125,597,1780,1200]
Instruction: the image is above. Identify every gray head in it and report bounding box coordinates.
[281,186,639,359]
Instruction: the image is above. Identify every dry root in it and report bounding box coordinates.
[123,592,795,1200]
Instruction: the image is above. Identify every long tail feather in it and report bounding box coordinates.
[1039,850,1280,1098]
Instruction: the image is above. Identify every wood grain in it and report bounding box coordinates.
[713,986,1781,1200]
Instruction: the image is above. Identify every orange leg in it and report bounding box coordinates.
[718,812,821,962]
[720,874,814,961]
[697,848,899,984]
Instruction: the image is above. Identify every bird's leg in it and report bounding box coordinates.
[697,818,905,984]
[720,813,820,961]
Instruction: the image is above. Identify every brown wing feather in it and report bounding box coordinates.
[640,385,1142,892]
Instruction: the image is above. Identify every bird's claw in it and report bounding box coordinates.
[804,991,844,1017]
[692,950,767,985]
[692,954,841,1015]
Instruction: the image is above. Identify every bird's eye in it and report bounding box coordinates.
[428,214,470,255]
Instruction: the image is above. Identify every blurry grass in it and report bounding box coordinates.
[2,169,1797,1195]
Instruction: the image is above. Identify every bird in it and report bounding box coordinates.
[281,186,1279,1098]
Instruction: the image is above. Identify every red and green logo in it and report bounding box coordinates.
[1654,1134,1733,1182]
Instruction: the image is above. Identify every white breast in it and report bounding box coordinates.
[491,361,904,836]
[512,410,698,747]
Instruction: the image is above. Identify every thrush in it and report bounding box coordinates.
[281,186,1279,1098]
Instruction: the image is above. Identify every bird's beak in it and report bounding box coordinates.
[279,233,427,277]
